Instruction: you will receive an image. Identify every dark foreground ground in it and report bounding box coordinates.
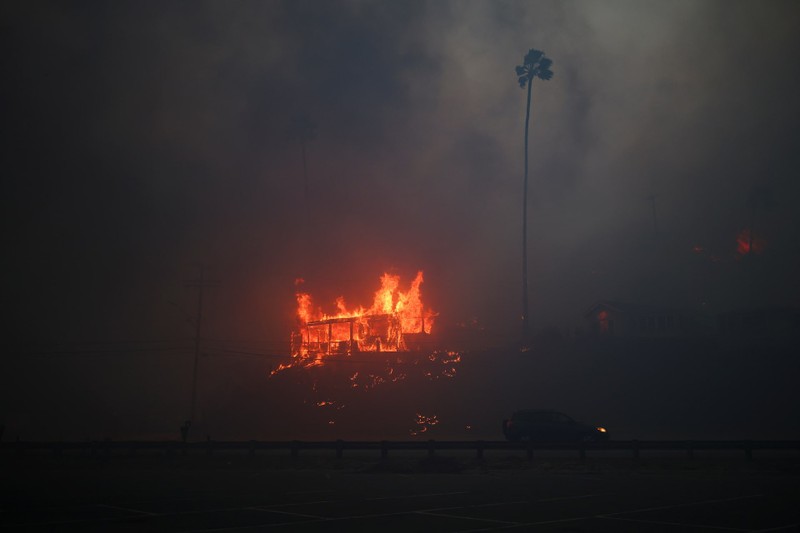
[2,452,799,532]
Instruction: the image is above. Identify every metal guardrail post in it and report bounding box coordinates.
[380,440,389,460]
[336,439,344,459]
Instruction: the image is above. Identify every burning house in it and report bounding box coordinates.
[270,271,461,437]
[289,271,436,361]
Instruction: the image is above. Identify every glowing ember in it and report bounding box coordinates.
[427,350,461,379]
[410,413,440,436]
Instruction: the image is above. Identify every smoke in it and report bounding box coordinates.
[3,0,800,439]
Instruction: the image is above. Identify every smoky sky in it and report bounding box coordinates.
[4,0,800,347]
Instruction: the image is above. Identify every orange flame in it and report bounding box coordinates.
[291,271,436,359]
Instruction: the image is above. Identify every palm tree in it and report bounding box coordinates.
[515,49,553,339]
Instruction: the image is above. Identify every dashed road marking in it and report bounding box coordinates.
[457,515,595,531]
[599,493,764,517]
[537,493,597,502]
[423,500,529,512]
[246,507,326,519]
[599,515,749,531]
[96,503,159,516]
[414,510,519,525]
[284,489,335,496]
[262,499,332,507]
[365,490,469,501]
[753,525,800,532]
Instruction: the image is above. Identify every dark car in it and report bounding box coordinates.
[502,409,608,441]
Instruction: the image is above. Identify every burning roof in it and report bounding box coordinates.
[290,271,436,361]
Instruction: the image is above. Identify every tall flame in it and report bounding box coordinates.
[291,271,436,359]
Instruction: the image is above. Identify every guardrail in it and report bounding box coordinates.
[2,440,799,462]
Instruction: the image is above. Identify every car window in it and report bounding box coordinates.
[514,411,548,423]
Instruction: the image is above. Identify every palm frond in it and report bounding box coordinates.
[515,48,553,86]
[524,49,544,66]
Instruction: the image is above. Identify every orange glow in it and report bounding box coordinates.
[736,229,766,256]
[291,271,436,359]
[598,310,609,333]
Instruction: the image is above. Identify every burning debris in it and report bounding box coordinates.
[269,271,463,436]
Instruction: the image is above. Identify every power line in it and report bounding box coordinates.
[27,338,193,346]
[16,347,192,358]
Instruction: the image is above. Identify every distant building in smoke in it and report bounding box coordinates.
[584,301,700,338]
[717,307,800,339]
[583,301,799,343]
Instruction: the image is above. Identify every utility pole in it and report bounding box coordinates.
[186,264,219,427]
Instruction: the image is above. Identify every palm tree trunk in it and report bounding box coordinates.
[522,79,532,339]
[301,139,309,201]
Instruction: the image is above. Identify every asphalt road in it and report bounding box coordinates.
[2,455,798,531]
